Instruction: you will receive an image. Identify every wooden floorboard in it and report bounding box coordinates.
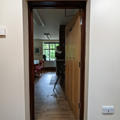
[35,72,76,120]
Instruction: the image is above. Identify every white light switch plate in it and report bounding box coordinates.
[0,28,6,36]
[102,106,114,114]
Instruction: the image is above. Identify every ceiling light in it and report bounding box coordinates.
[44,33,51,40]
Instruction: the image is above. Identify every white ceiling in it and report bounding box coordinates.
[33,9,79,40]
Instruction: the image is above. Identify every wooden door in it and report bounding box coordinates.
[65,11,82,119]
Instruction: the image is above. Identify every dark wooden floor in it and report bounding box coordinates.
[35,72,75,120]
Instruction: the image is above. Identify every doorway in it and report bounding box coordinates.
[28,1,86,120]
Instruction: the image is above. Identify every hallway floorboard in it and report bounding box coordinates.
[35,72,75,120]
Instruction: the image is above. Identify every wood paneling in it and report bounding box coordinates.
[65,11,81,119]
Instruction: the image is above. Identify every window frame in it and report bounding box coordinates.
[43,42,59,61]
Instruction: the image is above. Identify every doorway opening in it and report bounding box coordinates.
[28,1,86,120]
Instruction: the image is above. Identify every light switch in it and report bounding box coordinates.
[102,106,114,114]
[0,28,6,36]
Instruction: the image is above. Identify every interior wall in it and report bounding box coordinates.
[0,0,26,120]
[34,40,43,60]
[87,0,120,120]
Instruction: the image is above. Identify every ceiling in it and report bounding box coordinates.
[33,9,79,40]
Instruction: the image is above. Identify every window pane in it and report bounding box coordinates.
[43,43,49,49]
[43,43,59,61]
[50,44,56,49]
[50,50,55,61]
[43,50,49,61]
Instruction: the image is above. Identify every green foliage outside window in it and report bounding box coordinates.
[43,43,59,61]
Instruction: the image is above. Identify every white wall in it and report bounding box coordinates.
[87,0,120,120]
[0,0,26,120]
[34,40,43,60]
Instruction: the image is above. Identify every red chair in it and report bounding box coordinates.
[34,60,44,77]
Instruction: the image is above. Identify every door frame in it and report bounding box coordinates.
[28,1,86,120]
